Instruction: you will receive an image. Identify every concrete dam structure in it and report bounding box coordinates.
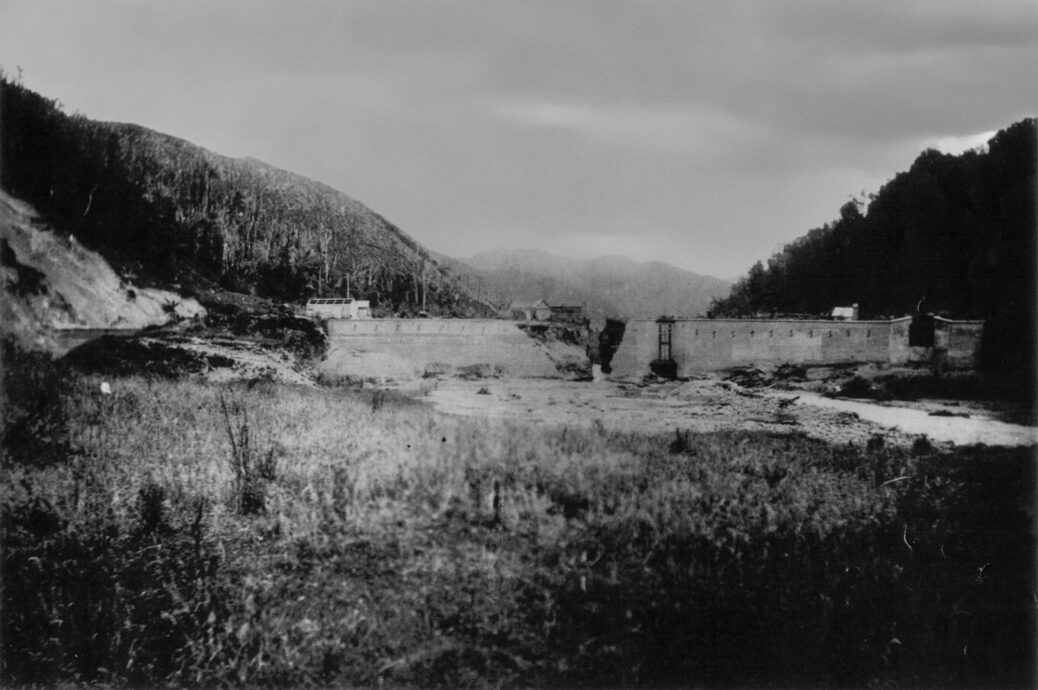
[320,318,566,379]
[610,316,984,378]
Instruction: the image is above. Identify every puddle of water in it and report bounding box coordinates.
[792,391,1037,447]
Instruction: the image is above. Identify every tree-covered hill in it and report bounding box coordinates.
[0,76,493,316]
[711,119,1036,370]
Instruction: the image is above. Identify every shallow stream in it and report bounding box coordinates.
[788,391,1037,447]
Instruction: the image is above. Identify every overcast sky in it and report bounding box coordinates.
[2,1,1035,279]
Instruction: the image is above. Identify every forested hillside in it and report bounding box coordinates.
[0,76,491,315]
[711,119,1036,369]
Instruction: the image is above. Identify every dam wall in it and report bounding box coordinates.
[321,318,563,379]
[610,316,984,377]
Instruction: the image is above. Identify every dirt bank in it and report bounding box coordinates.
[1,191,204,352]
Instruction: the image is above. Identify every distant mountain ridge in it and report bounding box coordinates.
[0,77,493,316]
[441,248,731,323]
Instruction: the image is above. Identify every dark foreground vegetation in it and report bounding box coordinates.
[2,348,1034,688]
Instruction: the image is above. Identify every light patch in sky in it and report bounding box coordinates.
[492,99,765,158]
[930,130,998,154]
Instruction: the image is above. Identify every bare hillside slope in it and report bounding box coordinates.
[1,190,203,351]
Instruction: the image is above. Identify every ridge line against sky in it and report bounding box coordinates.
[1,0,1035,279]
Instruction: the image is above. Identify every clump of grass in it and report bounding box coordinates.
[136,480,170,534]
[667,427,689,453]
[457,363,505,380]
[911,434,934,455]
[219,391,277,515]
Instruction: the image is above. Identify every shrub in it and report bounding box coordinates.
[219,392,278,515]
[1,489,228,686]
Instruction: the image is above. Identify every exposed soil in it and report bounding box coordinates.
[59,317,322,386]
[405,375,1037,449]
[1,190,205,352]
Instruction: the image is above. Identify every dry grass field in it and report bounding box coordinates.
[2,350,1035,688]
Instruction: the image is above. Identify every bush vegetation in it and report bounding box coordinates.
[2,357,1034,687]
[711,119,1036,378]
[0,74,484,314]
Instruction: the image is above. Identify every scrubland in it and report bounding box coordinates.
[2,354,1035,688]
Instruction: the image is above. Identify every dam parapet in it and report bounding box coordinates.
[610,316,985,378]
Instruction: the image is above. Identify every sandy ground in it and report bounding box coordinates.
[402,375,1037,449]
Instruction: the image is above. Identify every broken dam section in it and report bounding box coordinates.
[317,319,572,381]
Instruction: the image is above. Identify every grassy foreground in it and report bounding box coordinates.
[1,358,1035,688]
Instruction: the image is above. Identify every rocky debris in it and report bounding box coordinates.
[929,409,970,418]
[517,322,593,378]
[717,380,761,398]
[55,316,320,386]
[420,372,1036,448]
[838,375,879,399]
[725,367,772,388]
[199,295,329,362]
[458,364,506,380]
[518,322,586,346]
[773,362,808,381]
